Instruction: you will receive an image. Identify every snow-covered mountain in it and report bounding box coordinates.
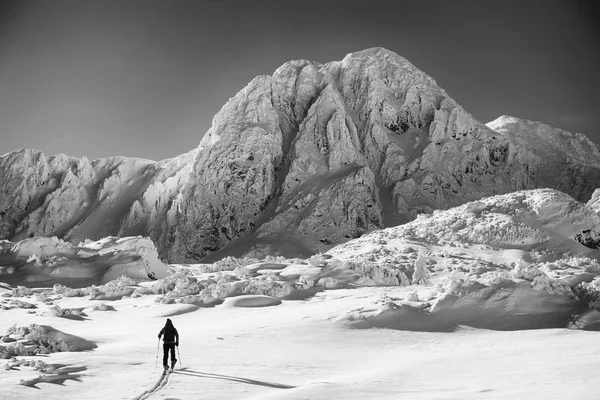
[2,48,600,262]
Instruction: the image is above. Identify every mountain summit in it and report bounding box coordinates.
[2,48,599,261]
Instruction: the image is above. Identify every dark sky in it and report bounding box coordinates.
[0,0,598,160]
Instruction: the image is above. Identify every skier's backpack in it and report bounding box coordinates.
[163,325,177,343]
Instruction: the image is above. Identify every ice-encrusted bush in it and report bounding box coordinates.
[2,286,34,298]
[149,272,214,304]
[308,253,329,267]
[412,251,431,285]
[88,275,136,299]
[151,272,203,295]
[511,259,543,280]
[33,292,51,303]
[0,325,70,358]
[211,256,261,271]
[573,279,600,310]
[243,277,294,298]
[509,259,573,296]
[1,342,26,359]
[27,254,64,268]
[206,277,247,300]
[53,284,85,297]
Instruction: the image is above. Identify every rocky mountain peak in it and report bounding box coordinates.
[1,48,599,262]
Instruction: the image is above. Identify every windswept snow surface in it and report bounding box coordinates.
[1,189,600,399]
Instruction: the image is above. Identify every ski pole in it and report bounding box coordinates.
[155,339,160,368]
[177,345,182,370]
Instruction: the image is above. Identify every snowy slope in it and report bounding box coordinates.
[1,189,600,399]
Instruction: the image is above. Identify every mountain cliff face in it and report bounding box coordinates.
[2,48,599,262]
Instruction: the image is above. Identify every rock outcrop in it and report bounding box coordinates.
[1,48,600,262]
[588,189,600,215]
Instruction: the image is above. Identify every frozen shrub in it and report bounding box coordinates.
[207,279,247,300]
[1,342,26,358]
[412,251,431,285]
[511,259,542,280]
[150,272,197,294]
[407,291,419,301]
[354,262,410,286]
[317,276,346,289]
[213,256,243,271]
[147,273,207,303]
[52,284,84,297]
[34,292,51,303]
[0,325,70,357]
[3,286,34,298]
[233,265,252,279]
[531,274,574,297]
[573,279,600,310]
[510,259,573,296]
[243,277,294,298]
[49,305,64,317]
[26,325,70,353]
[87,275,137,299]
[308,253,329,267]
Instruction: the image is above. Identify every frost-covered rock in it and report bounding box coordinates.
[574,229,600,250]
[588,189,600,215]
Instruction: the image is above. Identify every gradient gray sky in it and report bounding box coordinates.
[0,0,598,160]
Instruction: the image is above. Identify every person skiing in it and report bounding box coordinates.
[158,318,179,371]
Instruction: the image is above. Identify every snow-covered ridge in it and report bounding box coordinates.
[487,115,600,165]
[0,235,169,287]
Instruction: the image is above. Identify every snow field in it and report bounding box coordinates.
[3,286,600,399]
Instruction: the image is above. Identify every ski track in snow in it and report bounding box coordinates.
[132,370,173,400]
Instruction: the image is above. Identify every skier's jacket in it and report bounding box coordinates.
[158,319,179,345]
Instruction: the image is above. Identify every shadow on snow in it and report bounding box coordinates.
[174,368,296,389]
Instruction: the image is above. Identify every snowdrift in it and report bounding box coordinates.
[0,236,169,287]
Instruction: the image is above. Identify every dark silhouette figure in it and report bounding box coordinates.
[158,318,179,370]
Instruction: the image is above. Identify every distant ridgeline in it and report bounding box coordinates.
[1,48,600,263]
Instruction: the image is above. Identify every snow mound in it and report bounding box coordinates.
[222,295,282,308]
